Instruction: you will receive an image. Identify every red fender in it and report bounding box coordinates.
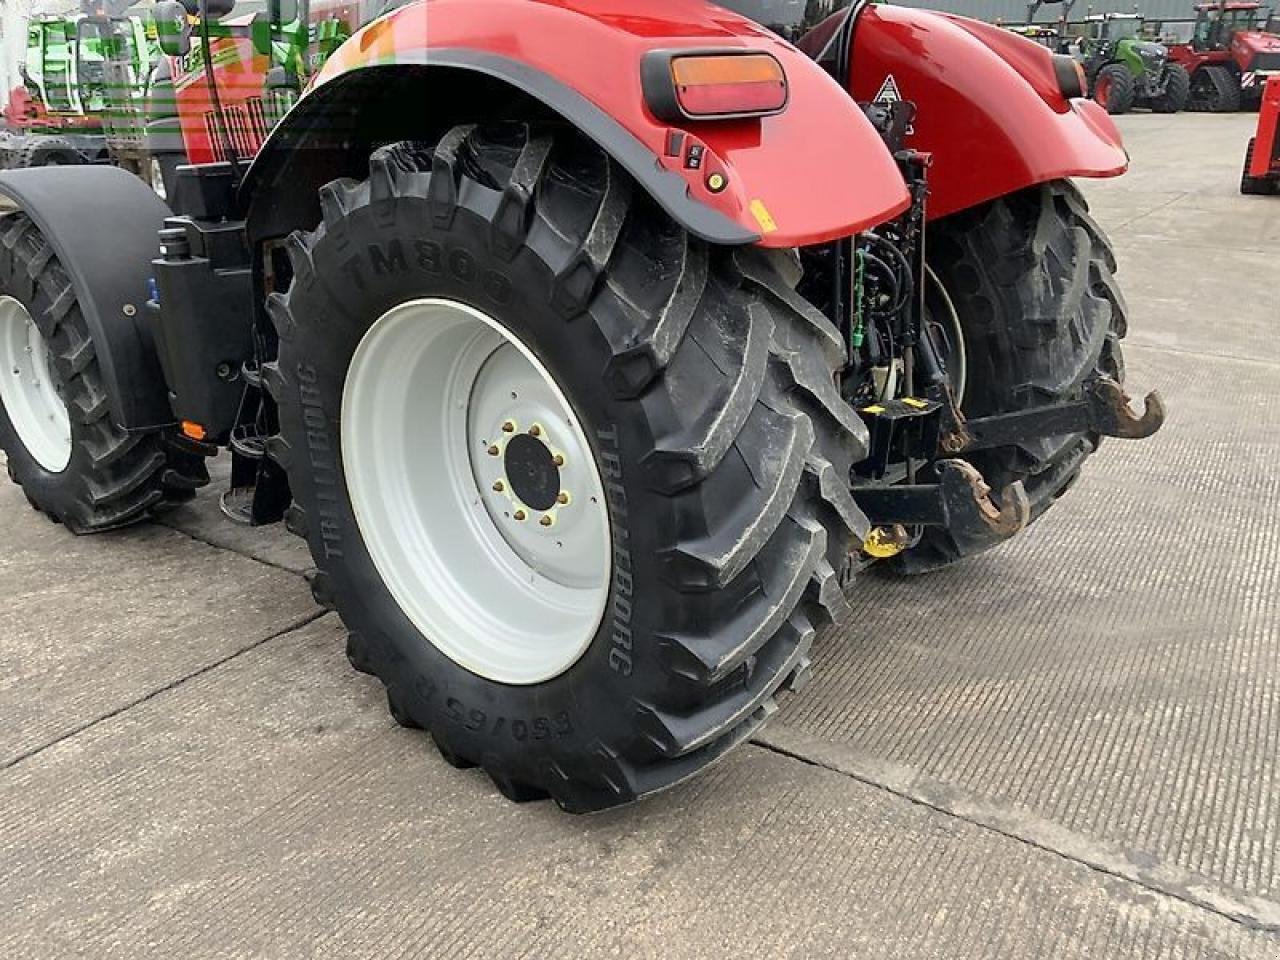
[848,7,1128,219]
[292,0,910,247]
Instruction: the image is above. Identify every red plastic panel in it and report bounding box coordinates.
[171,27,272,166]
[849,6,1128,219]
[312,0,911,247]
[1251,74,1280,178]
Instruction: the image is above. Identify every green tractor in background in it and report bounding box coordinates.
[1,8,157,171]
[1078,12,1192,113]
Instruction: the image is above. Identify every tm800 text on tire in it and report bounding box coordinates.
[266,125,869,812]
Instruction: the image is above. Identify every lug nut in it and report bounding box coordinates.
[493,480,505,492]
[553,454,565,467]
[502,420,515,433]
[539,515,554,527]
[513,509,527,521]
[529,424,542,438]
[487,444,500,457]
[557,492,570,505]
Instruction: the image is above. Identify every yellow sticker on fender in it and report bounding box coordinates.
[749,199,778,234]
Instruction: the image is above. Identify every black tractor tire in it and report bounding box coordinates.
[267,125,868,812]
[1189,65,1242,112]
[1150,64,1191,113]
[0,214,209,531]
[1240,138,1277,195]
[894,180,1126,574]
[1094,64,1137,114]
[15,136,83,169]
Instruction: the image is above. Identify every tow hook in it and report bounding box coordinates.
[853,459,1031,551]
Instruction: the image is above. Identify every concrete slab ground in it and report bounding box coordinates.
[2,113,1278,959]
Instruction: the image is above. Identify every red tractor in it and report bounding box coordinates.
[1168,1,1280,110]
[1242,73,1280,190]
[0,84,106,169]
[0,0,1164,812]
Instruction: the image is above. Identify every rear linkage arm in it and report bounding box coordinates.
[851,379,1166,548]
[940,378,1166,455]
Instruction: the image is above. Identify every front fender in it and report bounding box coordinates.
[0,166,174,431]
[850,7,1128,219]
[245,0,909,248]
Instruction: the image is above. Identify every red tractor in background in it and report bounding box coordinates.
[1168,1,1280,110]
[1242,73,1280,190]
[0,85,103,168]
[0,0,1165,812]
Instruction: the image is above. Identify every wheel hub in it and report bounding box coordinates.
[502,433,560,511]
[0,295,71,473]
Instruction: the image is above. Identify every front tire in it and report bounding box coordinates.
[1150,64,1191,113]
[268,126,867,811]
[1094,64,1137,115]
[0,214,209,531]
[897,180,1127,573]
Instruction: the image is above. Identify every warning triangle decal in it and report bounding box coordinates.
[873,74,902,104]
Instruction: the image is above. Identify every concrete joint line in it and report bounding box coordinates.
[753,723,1280,936]
[158,517,309,578]
[1,610,329,772]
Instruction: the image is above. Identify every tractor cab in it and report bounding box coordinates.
[1087,12,1146,41]
[24,17,84,117]
[1191,2,1270,51]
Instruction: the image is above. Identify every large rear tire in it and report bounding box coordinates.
[0,214,209,531]
[895,180,1126,573]
[267,125,868,811]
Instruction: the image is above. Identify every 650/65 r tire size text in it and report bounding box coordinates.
[444,698,573,742]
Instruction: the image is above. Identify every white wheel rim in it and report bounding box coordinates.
[0,295,71,473]
[342,298,612,686]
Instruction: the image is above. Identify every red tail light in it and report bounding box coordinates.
[643,51,789,121]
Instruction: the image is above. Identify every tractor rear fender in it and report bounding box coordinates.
[847,6,1129,219]
[243,0,911,250]
[0,166,173,431]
